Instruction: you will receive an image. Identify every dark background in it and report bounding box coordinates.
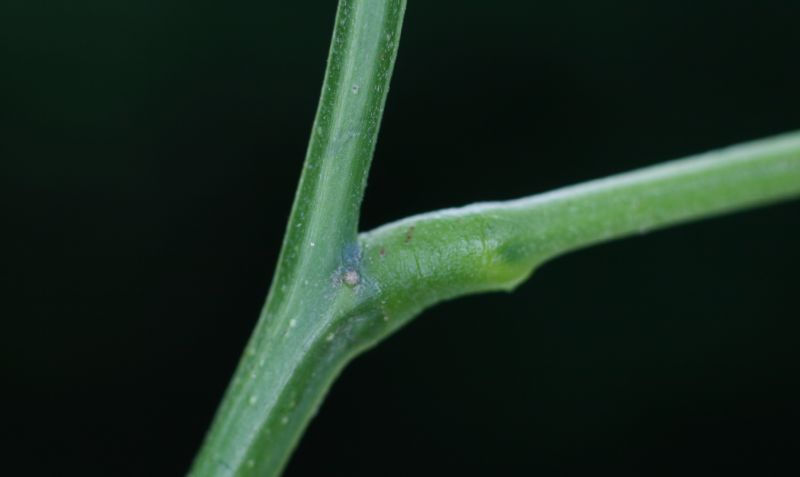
[2,0,799,475]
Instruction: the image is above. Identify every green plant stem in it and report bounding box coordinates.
[189,1,407,476]
[359,132,800,337]
[189,0,800,474]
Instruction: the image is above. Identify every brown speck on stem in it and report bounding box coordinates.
[379,247,386,257]
[343,269,360,287]
[405,226,415,243]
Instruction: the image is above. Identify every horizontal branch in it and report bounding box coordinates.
[359,131,800,338]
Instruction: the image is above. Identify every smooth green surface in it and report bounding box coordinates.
[189,1,407,475]
[359,132,800,341]
[189,0,800,475]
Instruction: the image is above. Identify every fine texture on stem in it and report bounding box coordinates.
[189,0,800,475]
[358,132,800,341]
[189,1,406,476]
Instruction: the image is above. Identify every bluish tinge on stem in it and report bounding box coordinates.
[188,0,800,474]
[189,1,407,476]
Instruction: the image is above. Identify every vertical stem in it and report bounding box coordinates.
[189,1,407,476]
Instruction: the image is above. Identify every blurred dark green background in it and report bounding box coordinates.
[2,0,799,475]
